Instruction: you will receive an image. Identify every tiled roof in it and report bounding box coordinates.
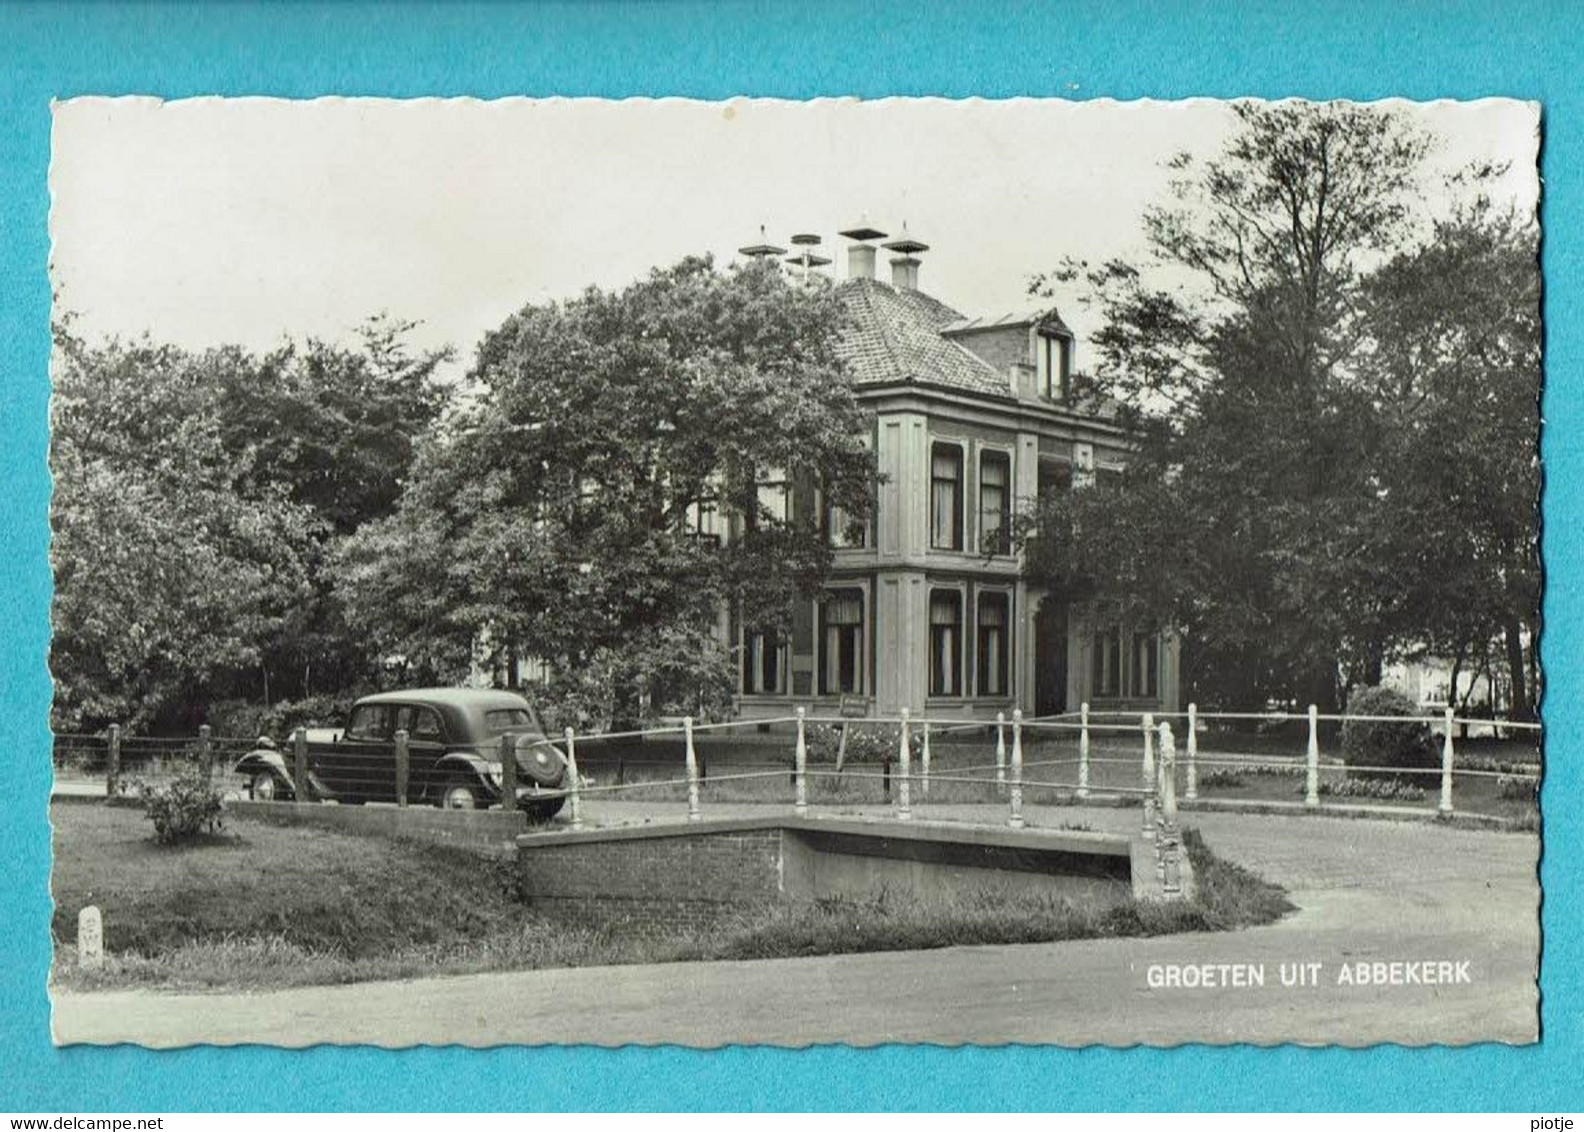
[833,278,1014,400]
[940,308,1074,337]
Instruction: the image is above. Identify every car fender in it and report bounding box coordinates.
[232,749,322,798]
[433,750,498,792]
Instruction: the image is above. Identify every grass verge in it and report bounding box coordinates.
[52,807,1291,993]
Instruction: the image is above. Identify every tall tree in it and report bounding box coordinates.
[49,317,454,728]
[336,255,875,728]
[49,332,316,730]
[1357,203,1541,716]
[1022,102,1529,710]
[207,317,453,700]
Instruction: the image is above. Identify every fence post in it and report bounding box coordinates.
[1009,709,1025,828]
[897,708,913,821]
[683,715,701,821]
[994,711,1007,795]
[1440,706,1456,816]
[1076,703,1090,799]
[198,724,212,780]
[920,721,932,798]
[794,707,809,816]
[394,729,410,807]
[563,727,582,830]
[1158,722,1181,895]
[1141,712,1156,838]
[106,723,121,798]
[293,726,309,801]
[1305,704,1321,807]
[498,732,516,811]
[1184,702,1198,802]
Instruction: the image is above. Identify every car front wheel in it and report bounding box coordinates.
[438,777,483,810]
[249,770,287,802]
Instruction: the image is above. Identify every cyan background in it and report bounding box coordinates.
[0,0,1575,1111]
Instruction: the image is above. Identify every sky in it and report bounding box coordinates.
[49,96,1540,379]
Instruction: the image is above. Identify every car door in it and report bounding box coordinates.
[394,704,447,804]
[329,703,396,802]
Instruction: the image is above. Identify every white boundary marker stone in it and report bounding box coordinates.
[77,905,103,969]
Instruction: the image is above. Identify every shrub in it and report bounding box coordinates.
[1461,754,1542,776]
[1198,768,1246,789]
[804,722,914,766]
[1340,685,1436,782]
[1300,777,1427,802]
[205,695,358,742]
[1498,775,1538,802]
[139,769,226,844]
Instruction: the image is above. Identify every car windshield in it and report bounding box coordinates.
[483,707,538,735]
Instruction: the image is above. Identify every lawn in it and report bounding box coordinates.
[50,802,525,960]
[51,801,1291,993]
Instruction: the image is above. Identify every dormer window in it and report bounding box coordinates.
[1035,332,1072,400]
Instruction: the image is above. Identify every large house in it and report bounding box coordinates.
[726,226,1181,723]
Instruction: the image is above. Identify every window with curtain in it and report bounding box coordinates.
[1035,332,1073,400]
[825,485,866,549]
[976,592,1011,698]
[1091,628,1122,697]
[930,443,963,550]
[1038,458,1073,500]
[819,590,864,695]
[1131,632,1159,698]
[742,631,786,695]
[755,470,789,526]
[685,499,721,546]
[979,451,1010,555]
[929,589,963,697]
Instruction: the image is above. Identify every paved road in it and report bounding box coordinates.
[51,804,1539,1048]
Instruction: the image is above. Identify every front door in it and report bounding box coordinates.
[1035,598,1069,717]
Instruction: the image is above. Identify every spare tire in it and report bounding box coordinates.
[513,735,568,787]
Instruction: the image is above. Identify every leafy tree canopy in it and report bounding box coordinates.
[336,255,876,728]
[50,316,452,730]
[1022,102,1539,712]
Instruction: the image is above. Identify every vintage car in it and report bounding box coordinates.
[232,688,570,821]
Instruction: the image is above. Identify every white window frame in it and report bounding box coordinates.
[973,586,1015,699]
[927,584,968,700]
[818,586,869,698]
[976,444,1014,557]
[929,439,967,552]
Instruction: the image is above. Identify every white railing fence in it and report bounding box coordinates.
[539,700,1539,830]
[59,701,1540,838]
